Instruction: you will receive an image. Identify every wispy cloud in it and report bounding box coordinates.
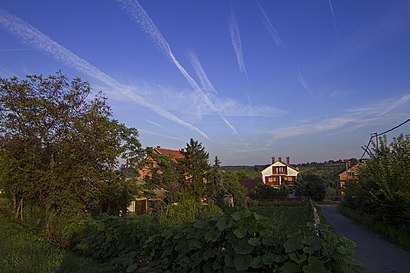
[270,93,410,141]
[327,0,340,41]
[257,1,283,47]
[297,68,314,96]
[139,129,186,142]
[0,7,212,141]
[229,8,248,79]
[0,48,29,52]
[116,0,243,139]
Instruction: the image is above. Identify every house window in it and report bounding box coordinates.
[276,167,286,174]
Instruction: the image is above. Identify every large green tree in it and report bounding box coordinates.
[177,138,210,197]
[0,72,142,238]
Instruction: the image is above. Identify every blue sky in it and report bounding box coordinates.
[1,0,410,165]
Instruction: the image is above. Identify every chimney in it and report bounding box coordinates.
[156,146,161,149]
[271,157,275,164]
[286,156,290,165]
[278,156,282,162]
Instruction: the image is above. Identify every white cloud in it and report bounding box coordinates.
[0,7,212,141]
[269,93,410,141]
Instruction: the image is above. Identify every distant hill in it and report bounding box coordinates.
[222,159,358,187]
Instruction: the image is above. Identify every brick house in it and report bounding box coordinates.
[261,156,298,188]
[336,162,362,196]
[129,146,184,214]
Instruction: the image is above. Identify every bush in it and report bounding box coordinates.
[74,211,359,272]
[154,197,223,225]
[249,184,289,200]
[300,174,326,201]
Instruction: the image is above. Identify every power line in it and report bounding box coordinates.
[359,117,410,160]
[379,118,410,135]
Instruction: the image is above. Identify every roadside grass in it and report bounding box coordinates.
[340,204,410,251]
[0,212,101,273]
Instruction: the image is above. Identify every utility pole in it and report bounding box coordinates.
[373,132,379,151]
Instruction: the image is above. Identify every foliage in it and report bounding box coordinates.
[177,138,210,197]
[298,174,326,201]
[0,72,142,241]
[0,213,101,273]
[340,204,410,250]
[344,134,410,225]
[297,160,348,188]
[249,184,289,200]
[250,201,313,234]
[154,196,223,225]
[207,161,247,209]
[74,209,358,272]
[140,147,178,191]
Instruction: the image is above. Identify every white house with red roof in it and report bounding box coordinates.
[261,156,298,188]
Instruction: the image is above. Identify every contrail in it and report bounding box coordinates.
[229,9,248,80]
[0,7,212,141]
[187,51,217,95]
[297,68,314,96]
[117,0,243,139]
[328,0,340,41]
[257,1,283,47]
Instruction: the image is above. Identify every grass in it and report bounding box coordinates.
[250,201,313,234]
[0,212,102,273]
[340,204,410,250]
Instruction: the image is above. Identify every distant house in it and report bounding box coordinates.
[138,146,184,178]
[129,146,184,214]
[336,162,362,196]
[261,156,298,188]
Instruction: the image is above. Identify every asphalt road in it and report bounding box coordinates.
[320,205,410,273]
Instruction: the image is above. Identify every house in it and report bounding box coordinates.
[138,146,184,178]
[261,156,298,188]
[129,146,184,214]
[336,161,362,196]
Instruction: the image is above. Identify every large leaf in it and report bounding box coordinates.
[233,227,247,239]
[280,262,300,273]
[234,255,252,271]
[234,239,254,255]
[284,237,304,253]
[302,257,327,273]
[248,237,261,246]
[250,256,264,269]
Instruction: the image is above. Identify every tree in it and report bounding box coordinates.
[300,174,326,201]
[0,72,142,239]
[177,138,210,197]
[345,134,410,224]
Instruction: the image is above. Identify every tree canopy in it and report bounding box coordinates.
[0,72,142,239]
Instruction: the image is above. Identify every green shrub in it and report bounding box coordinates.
[249,184,289,200]
[155,197,223,225]
[74,210,358,272]
[340,205,410,250]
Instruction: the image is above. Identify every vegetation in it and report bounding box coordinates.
[0,72,142,242]
[249,184,289,200]
[0,213,101,273]
[343,134,410,249]
[296,174,326,201]
[250,201,313,234]
[73,208,358,273]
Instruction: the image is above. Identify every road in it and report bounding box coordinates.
[319,205,410,273]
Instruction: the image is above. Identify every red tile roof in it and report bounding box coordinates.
[154,146,184,159]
